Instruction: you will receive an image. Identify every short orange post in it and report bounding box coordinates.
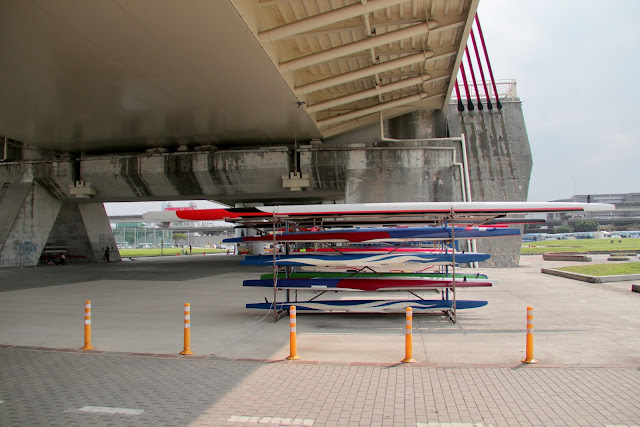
[286,306,300,360]
[180,303,193,355]
[81,300,94,350]
[522,306,538,364]
[402,307,416,363]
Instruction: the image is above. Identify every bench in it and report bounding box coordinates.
[40,247,87,264]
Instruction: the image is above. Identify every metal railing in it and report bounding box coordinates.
[451,79,517,102]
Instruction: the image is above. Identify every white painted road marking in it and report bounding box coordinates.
[227,415,314,425]
[416,423,485,427]
[77,406,144,415]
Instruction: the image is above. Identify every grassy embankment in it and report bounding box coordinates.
[522,238,640,276]
[521,238,640,255]
[556,263,640,276]
[118,248,227,257]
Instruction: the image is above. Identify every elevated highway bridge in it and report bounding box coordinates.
[0,0,532,267]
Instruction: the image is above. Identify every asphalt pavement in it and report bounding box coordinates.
[1,253,639,426]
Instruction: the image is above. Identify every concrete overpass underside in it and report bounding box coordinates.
[0,0,532,267]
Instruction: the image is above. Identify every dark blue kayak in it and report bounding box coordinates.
[240,252,490,267]
[243,277,494,291]
[225,225,520,243]
[246,299,488,312]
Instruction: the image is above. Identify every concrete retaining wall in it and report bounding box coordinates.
[541,268,640,283]
[447,101,532,267]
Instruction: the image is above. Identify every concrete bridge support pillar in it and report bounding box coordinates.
[0,181,62,267]
[447,102,533,267]
[46,202,121,264]
[0,174,119,267]
[344,142,462,204]
[235,203,265,255]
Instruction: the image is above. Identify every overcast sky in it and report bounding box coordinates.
[106,1,639,215]
[476,0,640,201]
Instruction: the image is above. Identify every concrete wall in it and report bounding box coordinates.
[299,141,463,204]
[447,101,533,267]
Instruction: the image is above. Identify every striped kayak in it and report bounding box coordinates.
[259,272,489,280]
[243,277,494,291]
[225,226,520,243]
[240,252,490,267]
[246,299,488,312]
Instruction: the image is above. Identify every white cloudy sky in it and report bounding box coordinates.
[476,0,640,201]
[106,1,639,215]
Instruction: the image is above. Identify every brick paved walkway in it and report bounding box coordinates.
[1,347,639,427]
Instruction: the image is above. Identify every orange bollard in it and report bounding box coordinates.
[81,300,94,350]
[180,303,193,355]
[286,306,300,360]
[522,306,538,364]
[402,307,416,363]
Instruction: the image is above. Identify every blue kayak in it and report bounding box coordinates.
[246,299,488,312]
[225,225,520,243]
[240,252,490,267]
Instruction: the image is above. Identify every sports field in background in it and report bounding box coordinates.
[118,248,229,257]
[521,238,640,255]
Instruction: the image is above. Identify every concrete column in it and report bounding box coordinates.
[0,179,119,267]
[79,203,121,262]
[0,181,62,267]
[447,101,533,267]
[344,142,462,203]
[235,203,265,255]
[45,202,120,263]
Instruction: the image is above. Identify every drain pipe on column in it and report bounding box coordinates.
[378,113,478,265]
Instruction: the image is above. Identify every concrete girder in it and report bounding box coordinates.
[317,92,443,127]
[279,21,438,71]
[79,149,293,202]
[258,0,410,43]
[294,51,435,95]
[305,74,430,113]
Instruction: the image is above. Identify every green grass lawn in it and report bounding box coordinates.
[118,248,227,257]
[521,238,640,254]
[556,262,640,276]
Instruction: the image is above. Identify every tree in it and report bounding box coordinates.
[173,232,187,243]
[573,219,599,232]
[553,226,573,234]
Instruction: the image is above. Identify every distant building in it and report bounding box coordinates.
[545,193,640,227]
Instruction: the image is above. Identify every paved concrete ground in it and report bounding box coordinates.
[1,253,640,426]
